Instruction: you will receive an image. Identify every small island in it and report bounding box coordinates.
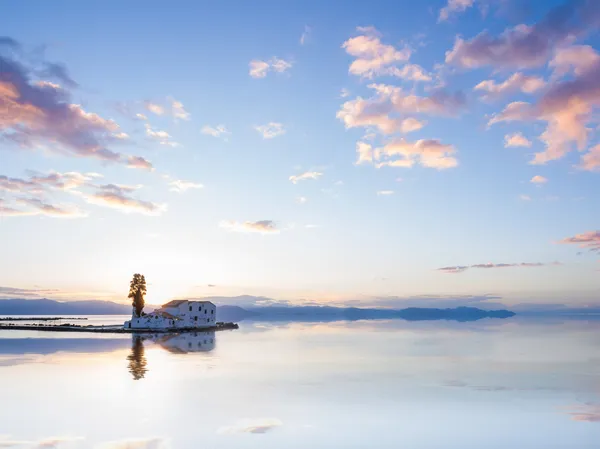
[0,273,239,334]
[123,274,222,331]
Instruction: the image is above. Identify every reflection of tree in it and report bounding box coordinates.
[127,335,148,380]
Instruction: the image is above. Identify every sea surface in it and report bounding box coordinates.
[0,315,599,448]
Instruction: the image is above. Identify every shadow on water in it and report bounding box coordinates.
[126,331,216,380]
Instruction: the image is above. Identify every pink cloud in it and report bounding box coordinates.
[342,27,411,79]
[445,2,600,69]
[550,45,600,77]
[530,175,548,184]
[504,132,532,148]
[337,84,464,135]
[438,0,475,23]
[220,220,279,234]
[474,73,545,100]
[127,156,154,171]
[488,49,600,167]
[580,144,600,171]
[68,183,166,216]
[16,197,87,218]
[0,40,150,169]
[559,230,600,252]
[1,171,98,194]
[374,138,458,170]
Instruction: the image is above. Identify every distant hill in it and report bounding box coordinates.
[0,299,131,315]
[0,298,516,322]
[219,305,515,322]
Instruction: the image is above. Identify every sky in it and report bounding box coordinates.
[0,0,599,309]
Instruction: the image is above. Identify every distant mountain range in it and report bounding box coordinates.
[0,299,132,315]
[0,298,516,322]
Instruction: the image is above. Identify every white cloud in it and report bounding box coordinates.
[0,435,84,448]
[550,45,600,78]
[342,27,411,79]
[374,138,458,170]
[218,418,282,434]
[581,143,600,172]
[201,125,229,138]
[296,196,307,204]
[400,117,425,133]
[340,88,351,98]
[474,73,545,100]
[289,171,323,184]
[438,0,475,22]
[377,190,394,195]
[170,98,190,121]
[95,437,170,449]
[249,60,270,78]
[530,175,548,184]
[169,180,203,193]
[145,124,178,147]
[356,141,374,165]
[82,184,166,216]
[487,46,600,166]
[127,156,154,171]
[249,58,292,78]
[143,98,189,121]
[219,220,279,235]
[254,122,286,139]
[300,25,312,45]
[504,132,531,148]
[337,83,464,135]
[145,102,165,116]
[390,64,432,82]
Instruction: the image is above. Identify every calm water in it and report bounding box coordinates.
[0,316,599,448]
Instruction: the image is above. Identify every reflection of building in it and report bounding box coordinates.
[148,331,216,354]
[124,300,217,330]
[126,332,216,379]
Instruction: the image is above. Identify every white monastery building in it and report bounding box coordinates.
[124,300,217,330]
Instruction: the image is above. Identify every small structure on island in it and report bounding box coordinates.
[124,300,217,330]
[123,273,217,330]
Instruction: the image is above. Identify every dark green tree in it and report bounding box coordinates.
[128,273,147,317]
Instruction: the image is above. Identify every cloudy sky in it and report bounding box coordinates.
[0,0,599,307]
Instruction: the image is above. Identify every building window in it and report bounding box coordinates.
[211,310,214,314]
[189,306,192,312]
[194,316,198,321]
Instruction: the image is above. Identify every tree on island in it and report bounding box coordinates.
[128,273,147,317]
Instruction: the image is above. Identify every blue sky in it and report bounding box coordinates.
[0,0,599,308]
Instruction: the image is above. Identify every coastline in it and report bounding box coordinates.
[0,322,239,334]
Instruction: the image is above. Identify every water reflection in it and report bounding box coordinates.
[141,330,216,354]
[126,331,216,380]
[127,335,148,380]
[0,320,599,448]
